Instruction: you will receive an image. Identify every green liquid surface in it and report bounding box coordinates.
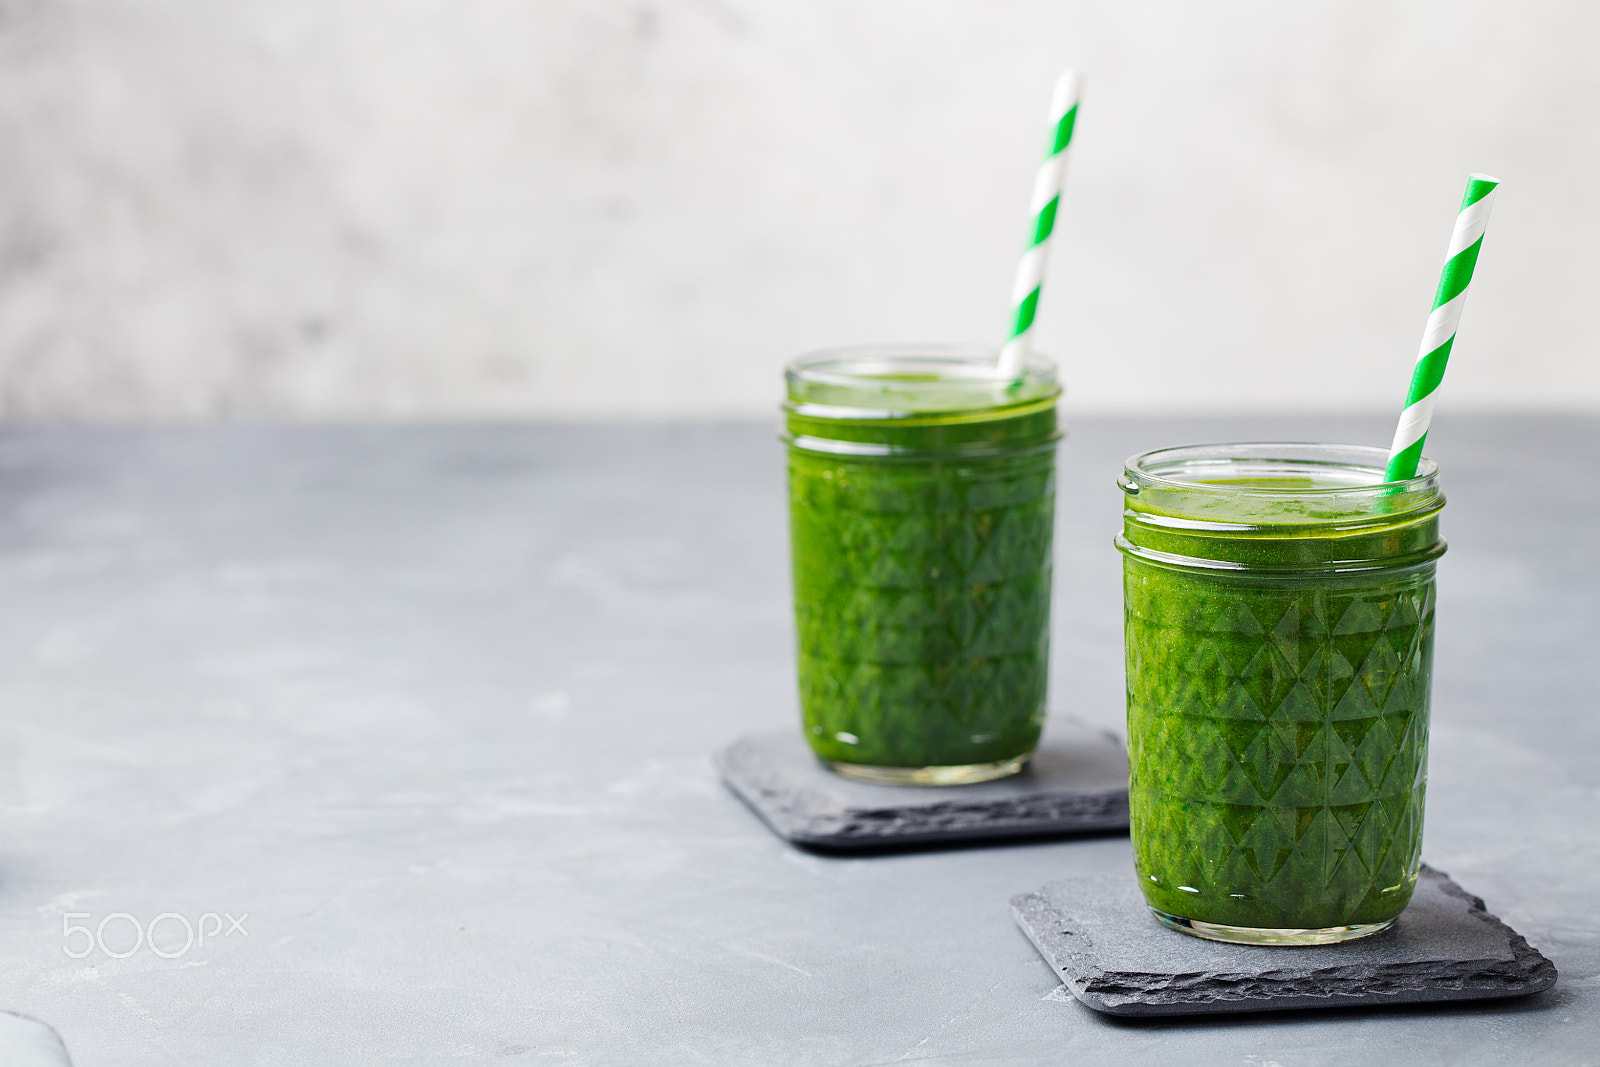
[1123,477,1440,930]
[786,393,1058,769]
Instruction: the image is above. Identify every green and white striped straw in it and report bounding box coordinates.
[997,70,1084,379]
[1385,173,1501,481]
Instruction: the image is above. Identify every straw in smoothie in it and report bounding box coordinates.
[997,70,1084,379]
[1386,174,1501,481]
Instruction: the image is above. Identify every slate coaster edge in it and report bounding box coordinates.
[1011,865,1558,1017]
[715,727,1130,850]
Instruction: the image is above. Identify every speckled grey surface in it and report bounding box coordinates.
[0,417,1592,1064]
[1012,865,1557,1017]
[717,722,1129,848]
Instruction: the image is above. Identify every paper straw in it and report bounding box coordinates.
[1385,173,1501,482]
[997,70,1083,379]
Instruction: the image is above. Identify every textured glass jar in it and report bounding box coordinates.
[1117,443,1445,945]
[784,345,1062,785]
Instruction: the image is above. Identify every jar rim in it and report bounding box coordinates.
[785,343,1058,417]
[1123,442,1439,496]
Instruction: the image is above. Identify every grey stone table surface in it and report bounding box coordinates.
[0,416,1593,1065]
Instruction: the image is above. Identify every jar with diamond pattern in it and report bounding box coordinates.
[1119,442,1446,945]
[784,345,1062,785]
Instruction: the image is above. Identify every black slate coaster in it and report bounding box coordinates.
[1011,864,1557,1017]
[716,720,1128,849]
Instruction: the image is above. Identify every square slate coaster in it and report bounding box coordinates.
[1011,864,1557,1017]
[715,720,1128,850]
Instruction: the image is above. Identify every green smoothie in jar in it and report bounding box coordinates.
[784,346,1061,785]
[1118,443,1445,945]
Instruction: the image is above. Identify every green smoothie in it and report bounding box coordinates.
[784,347,1061,784]
[1118,444,1445,942]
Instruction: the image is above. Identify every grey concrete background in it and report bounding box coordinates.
[1,1,1597,420]
[0,415,1592,1063]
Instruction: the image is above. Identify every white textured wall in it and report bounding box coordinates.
[0,1,1595,420]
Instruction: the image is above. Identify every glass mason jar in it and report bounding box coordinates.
[1117,443,1445,945]
[783,345,1062,785]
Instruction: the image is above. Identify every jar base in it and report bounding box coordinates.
[823,756,1027,786]
[1150,908,1396,946]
